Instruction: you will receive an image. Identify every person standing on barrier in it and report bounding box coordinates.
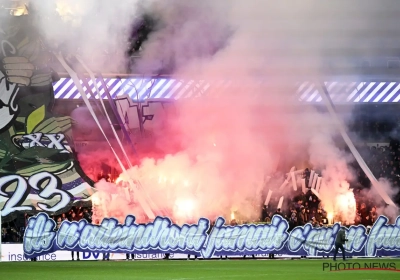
[163,253,170,260]
[71,251,80,261]
[333,226,348,261]
[103,253,110,261]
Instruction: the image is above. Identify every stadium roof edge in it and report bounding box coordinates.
[53,77,400,103]
[57,65,400,79]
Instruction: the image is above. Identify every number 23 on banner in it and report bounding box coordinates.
[0,172,73,216]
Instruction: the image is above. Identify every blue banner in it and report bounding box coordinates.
[23,213,400,259]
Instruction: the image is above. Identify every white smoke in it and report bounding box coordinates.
[16,0,400,222]
[133,0,232,74]
[365,178,399,222]
[28,0,142,72]
[89,1,362,223]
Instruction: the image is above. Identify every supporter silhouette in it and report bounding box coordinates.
[333,227,348,261]
[297,207,307,226]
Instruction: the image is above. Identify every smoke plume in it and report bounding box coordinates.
[17,1,400,222]
[91,0,360,223]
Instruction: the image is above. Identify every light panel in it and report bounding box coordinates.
[53,78,400,103]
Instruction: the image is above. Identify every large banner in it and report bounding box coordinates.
[23,213,400,259]
[0,15,95,221]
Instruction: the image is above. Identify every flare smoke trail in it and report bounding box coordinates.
[19,1,399,222]
[27,0,142,72]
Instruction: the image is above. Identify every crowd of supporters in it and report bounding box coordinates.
[261,187,381,231]
[1,207,94,244]
[259,139,400,230]
[51,207,93,229]
[352,139,400,224]
[350,120,398,142]
[1,223,22,243]
[357,141,400,193]
[349,105,400,142]
[2,139,400,243]
[261,188,329,231]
